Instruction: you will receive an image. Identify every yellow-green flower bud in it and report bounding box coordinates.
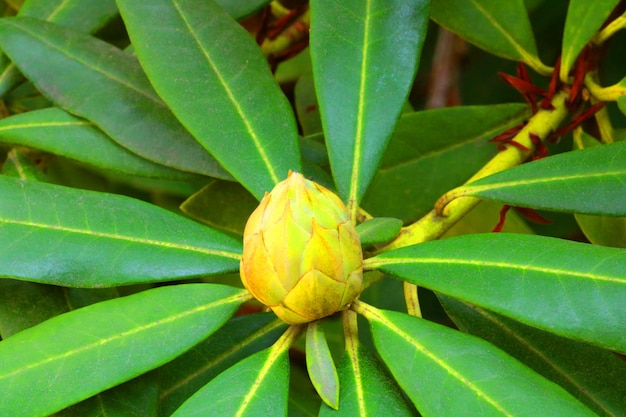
[240,171,363,324]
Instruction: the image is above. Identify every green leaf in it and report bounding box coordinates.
[310,0,430,215]
[19,0,118,32]
[53,376,159,417]
[362,103,530,222]
[157,313,288,416]
[1,147,47,181]
[360,306,597,416]
[319,343,414,416]
[305,321,339,410]
[180,180,259,235]
[431,0,551,74]
[0,108,197,180]
[0,17,230,178]
[171,326,296,417]
[440,295,626,417]
[0,284,247,417]
[0,280,68,338]
[560,0,619,82]
[450,141,626,215]
[367,233,626,353]
[573,132,626,247]
[356,217,403,246]
[0,0,119,97]
[117,0,301,200]
[0,176,242,287]
[215,0,270,20]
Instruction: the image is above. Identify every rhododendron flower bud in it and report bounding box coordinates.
[240,171,363,324]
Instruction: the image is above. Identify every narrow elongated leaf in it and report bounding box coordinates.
[0,284,248,417]
[431,0,550,74]
[305,321,339,410]
[367,233,626,353]
[356,217,403,246]
[310,0,430,215]
[362,103,530,222]
[54,376,159,417]
[560,0,619,82]
[441,295,626,417]
[117,0,301,200]
[20,0,118,32]
[360,306,597,416]
[171,326,296,417]
[451,141,626,215]
[0,176,242,287]
[0,0,119,96]
[319,343,414,416]
[0,17,230,178]
[0,108,196,179]
[158,313,287,416]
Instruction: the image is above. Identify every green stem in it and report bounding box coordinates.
[585,74,626,102]
[403,281,422,317]
[594,11,626,45]
[381,90,571,251]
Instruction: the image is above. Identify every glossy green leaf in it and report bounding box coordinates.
[356,217,403,246]
[440,295,626,417]
[0,0,119,96]
[431,0,550,74]
[310,0,430,214]
[0,108,197,179]
[295,73,322,136]
[452,141,626,215]
[360,306,597,416]
[367,233,626,353]
[0,17,231,178]
[560,0,619,82]
[53,376,159,417]
[158,313,287,416]
[305,321,339,410]
[117,0,301,200]
[318,343,414,416]
[19,0,118,32]
[289,359,321,417]
[216,0,270,20]
[573,132,626,247]
[0,284,247,417]
[171,327,295,417]
[0,176,242,287]
[362,103,530,222]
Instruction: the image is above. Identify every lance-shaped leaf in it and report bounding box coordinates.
[442,141,626,215]
[216,0,270,20]
[0,284,248,417]
[366,233,626,353]
[440,295,626,417]
[306,321,339,410]
[0,176,242,287]
[0,17,230,178]
[430,0,551,75]
[0,0,119,96]
[356,217,403,246]
[116,0,301,200]
[158,313,288,416]
[560,0,619,82]
[319,342,414,416]
[310,0,430,216]
[356,305,597,416]
[0,108,196,180]
[171,326,298,417]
